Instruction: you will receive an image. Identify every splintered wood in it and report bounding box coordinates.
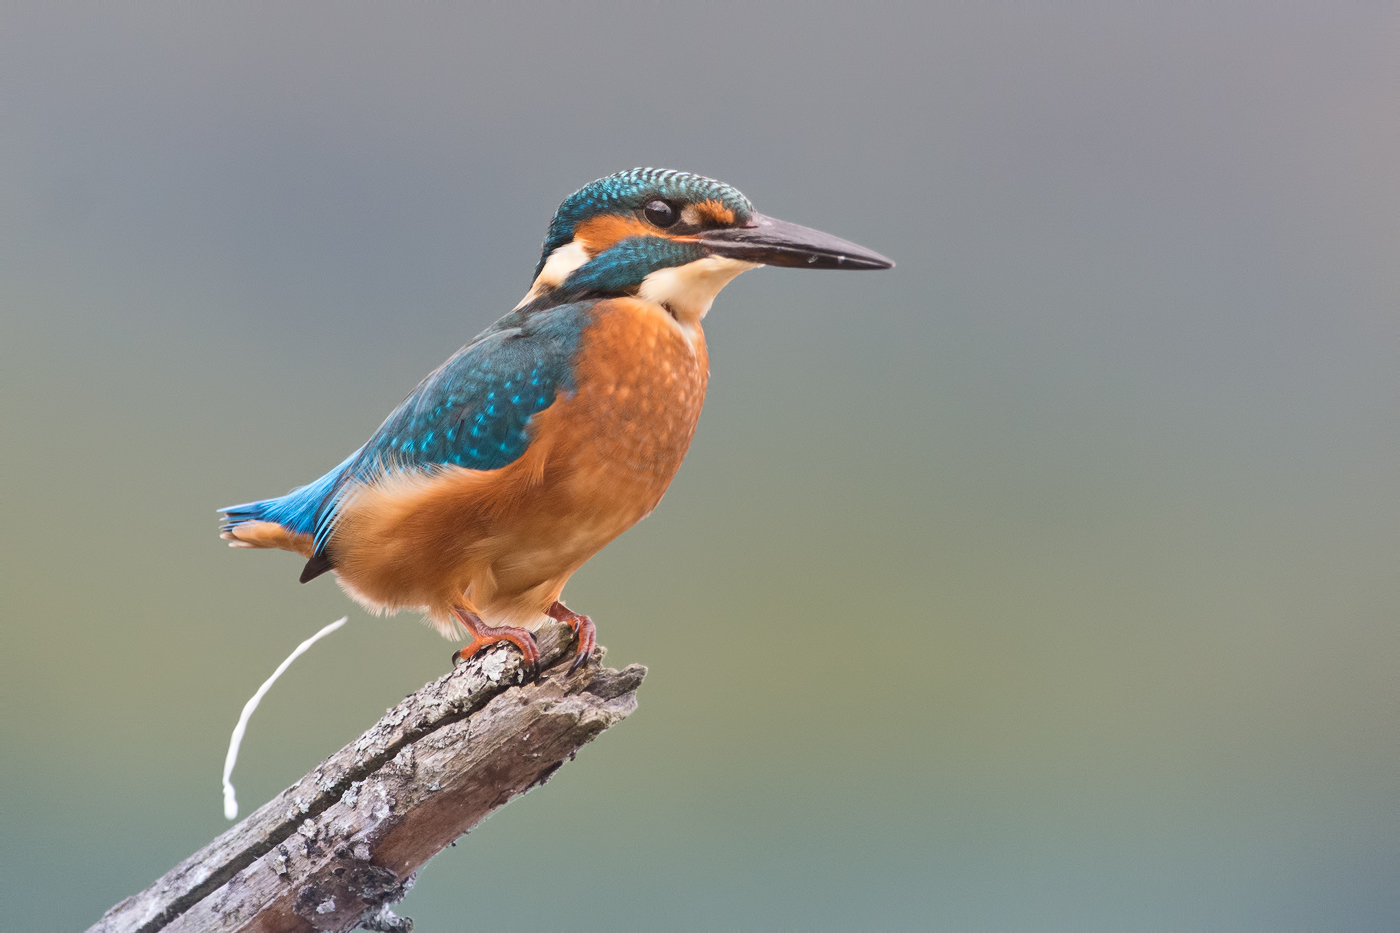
[90,621,644,933]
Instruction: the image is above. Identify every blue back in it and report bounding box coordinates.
[222,302,593,554]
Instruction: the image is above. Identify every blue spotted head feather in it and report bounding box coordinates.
[534,168,753,279]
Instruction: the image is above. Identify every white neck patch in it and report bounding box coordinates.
[514,239,592,309]
[637,256,759,325]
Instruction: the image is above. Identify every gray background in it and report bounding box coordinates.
[2,4,1397,929]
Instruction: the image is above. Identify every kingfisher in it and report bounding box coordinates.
[220,168,893,674]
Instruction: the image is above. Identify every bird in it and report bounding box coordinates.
[220,168,893,674]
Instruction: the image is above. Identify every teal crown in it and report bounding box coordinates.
[534,168,754,278]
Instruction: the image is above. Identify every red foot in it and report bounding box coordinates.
[451,606,540,676]
[547,601,597,674]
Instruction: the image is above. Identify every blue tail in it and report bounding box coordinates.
[220,448,361,544]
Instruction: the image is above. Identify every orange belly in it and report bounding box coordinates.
[327,297,709,636]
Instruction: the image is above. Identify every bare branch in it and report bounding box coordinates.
[89,621,645,933]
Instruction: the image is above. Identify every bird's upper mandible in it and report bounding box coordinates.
[514,167,893,318]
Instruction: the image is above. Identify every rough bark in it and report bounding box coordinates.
[89,621,645,933]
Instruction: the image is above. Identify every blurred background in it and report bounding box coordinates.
[2,4,1397,930]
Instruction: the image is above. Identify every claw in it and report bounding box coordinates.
[547,601,597,674]
[451,606,541,677]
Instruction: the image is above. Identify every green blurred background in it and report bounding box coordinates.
[2,4,1397,930]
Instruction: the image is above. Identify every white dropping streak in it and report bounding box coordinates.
[221,616,348,820]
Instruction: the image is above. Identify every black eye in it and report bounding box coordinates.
[644,199,678,227]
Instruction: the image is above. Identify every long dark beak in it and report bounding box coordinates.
[696,213,894,270]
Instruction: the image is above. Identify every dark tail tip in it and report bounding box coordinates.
[300,554,334,583]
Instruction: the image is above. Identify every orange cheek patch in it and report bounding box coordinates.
[573,214,656,253]
[694,200,736,225]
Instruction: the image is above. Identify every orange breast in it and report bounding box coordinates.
[549,296,710,506]
[328,298,709,632]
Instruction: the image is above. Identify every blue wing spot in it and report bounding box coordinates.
[316,302,589,541]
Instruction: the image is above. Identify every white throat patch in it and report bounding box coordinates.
[638,256,759,325]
